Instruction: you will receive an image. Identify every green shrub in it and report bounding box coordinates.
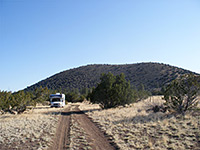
[0,87,52,114]
[65,92,85,103]
[32,87,50,105]
[11,90,32,114]
[164,74,200,115]
[0,91,11,112]
[88,73,137,109]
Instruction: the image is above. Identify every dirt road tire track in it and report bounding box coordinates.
[72,105,115,150]
[48,105,116,150]
[48,107,71,150]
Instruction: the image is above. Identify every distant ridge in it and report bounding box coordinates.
[25,62,197,92]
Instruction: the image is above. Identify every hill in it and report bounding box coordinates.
[25,62,197,93]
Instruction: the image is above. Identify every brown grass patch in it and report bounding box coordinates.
[0,105,69,150]
[79,96,200,150]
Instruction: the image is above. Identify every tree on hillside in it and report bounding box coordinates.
[164,74,200,115]
[88,72,136,109]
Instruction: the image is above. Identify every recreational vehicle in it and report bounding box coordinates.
[50,93,65,107]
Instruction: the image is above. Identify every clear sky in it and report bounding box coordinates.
[0,0,200,92]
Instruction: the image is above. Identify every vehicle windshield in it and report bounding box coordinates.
[51,98,62,102]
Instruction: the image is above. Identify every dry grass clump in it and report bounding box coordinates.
[79,101,101,112]
[80,96,200,150]
[68,105,92,150]
[0,105,67,150]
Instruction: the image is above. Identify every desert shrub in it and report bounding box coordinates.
[0,87,52,114]
[136,86,151,101]
[164,74,200,115]
[32,86,51,105]
[78,95,86,102]
[65,92,85,103]
[152,105,167,113]
[0,90,32,114]
[11,90,32,114]
[65,92,78,102]
[0,91,11,111]
[88,73,136,109]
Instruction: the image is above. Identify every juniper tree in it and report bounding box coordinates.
[164,74,200,115]
[89,72,136,109]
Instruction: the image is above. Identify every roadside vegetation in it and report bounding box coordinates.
[0,105,65,149]
[0,87,51,114]
[80,96,200,150]
[88,72,150,108]
[0,72,200,149]
[87,72,200,115]
[1,72,199,116]
[163,74,200,115]
[81,73,200,149]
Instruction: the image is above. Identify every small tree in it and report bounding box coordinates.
[11,90,32,113]
[137,83,151,101]
[111,73,134,106]
[65,92,80,102]
[164,74,200,115]
[89,72,136,109]
[32,87,50,105]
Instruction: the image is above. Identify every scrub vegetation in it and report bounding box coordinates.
[1,64,200,149]
[80,96,200,150]
[88,72,150,109]
[0,87,53,114]
[164,74,200,115]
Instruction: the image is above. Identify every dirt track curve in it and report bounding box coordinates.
[48,105,116,150]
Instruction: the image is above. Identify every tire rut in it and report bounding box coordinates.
[48,105,116,150]
[48,106,71,150]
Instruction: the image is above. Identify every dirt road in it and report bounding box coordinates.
[48,105,116,150]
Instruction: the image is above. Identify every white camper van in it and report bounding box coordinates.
[50,93,65,107]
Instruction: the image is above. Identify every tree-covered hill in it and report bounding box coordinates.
[25,62,197,93]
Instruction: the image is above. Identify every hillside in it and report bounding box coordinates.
[25,62,196,92]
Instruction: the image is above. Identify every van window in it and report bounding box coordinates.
[51,98,61,102]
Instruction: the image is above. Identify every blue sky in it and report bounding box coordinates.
[0,0,200,92]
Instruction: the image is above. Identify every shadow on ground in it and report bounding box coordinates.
[61,108,101,116]
[43,107,101,116]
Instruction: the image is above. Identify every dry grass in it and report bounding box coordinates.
[68,105,92,150]
[79,96,200,150]
[0,105,68,150]
[1,97,199,150]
